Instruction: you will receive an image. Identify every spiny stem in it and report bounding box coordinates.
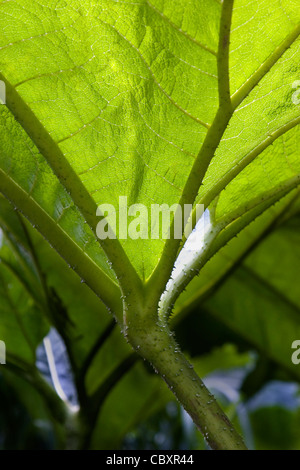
[125,315,247,450]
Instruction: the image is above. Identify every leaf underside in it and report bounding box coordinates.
[0,0,299,287]
[0,0,300,448]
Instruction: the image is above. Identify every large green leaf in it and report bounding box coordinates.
[1,0,300,451]
[0,0,299,290]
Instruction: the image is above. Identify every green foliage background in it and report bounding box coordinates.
[0,0,300,449]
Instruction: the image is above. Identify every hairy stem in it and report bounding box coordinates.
[125,314,247,450]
